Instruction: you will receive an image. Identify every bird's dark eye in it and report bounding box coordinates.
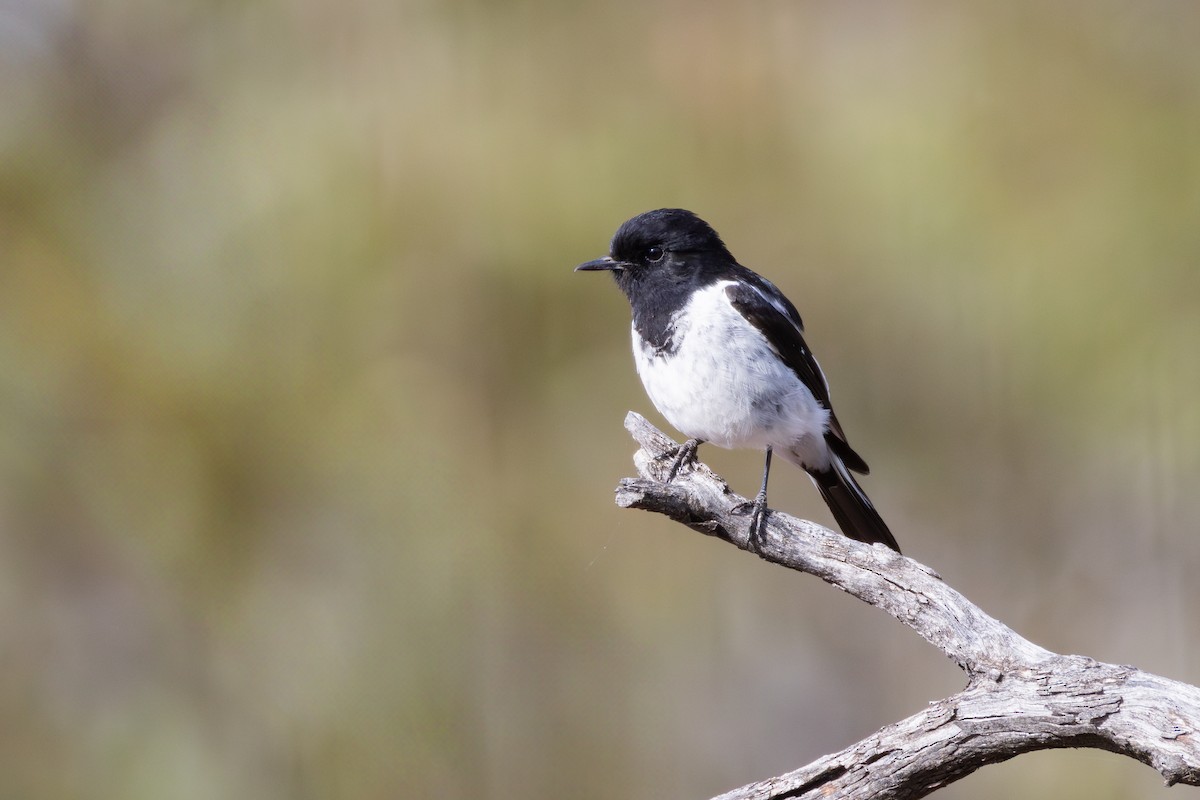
[646,246,664,263]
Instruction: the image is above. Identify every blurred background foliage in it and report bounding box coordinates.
[2,0,1199,798]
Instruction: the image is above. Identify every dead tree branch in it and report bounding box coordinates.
[615,412,1200,800]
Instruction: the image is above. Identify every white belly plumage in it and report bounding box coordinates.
[632,281,831,468]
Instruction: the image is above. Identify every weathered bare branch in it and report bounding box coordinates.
[615,412,1200,799]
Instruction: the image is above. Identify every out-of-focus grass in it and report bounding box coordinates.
[1,2,1198,798]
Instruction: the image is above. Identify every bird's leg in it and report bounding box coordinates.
[734,447,773,551]
[659,438,703,483]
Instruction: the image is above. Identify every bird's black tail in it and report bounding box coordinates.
[805,458,900,553]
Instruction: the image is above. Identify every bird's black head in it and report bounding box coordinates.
[575,209,735,300]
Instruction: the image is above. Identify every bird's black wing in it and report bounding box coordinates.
[724,279,870,474]
[724,279,830,409]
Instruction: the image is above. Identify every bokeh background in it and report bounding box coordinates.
[3,1,1199,798]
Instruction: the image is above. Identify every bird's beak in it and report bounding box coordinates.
[575,256,623,272]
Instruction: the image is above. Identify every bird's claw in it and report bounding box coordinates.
[659,438,702,483]
[733,494,770,552]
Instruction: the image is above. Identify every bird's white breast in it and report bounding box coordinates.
[632,281,830,463]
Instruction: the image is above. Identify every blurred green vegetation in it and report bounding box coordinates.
[2,1,1198,798]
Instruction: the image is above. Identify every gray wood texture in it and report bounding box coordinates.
[616,412,1200,799]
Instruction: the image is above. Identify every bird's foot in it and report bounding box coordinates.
[658,438,702,483]
[732,491,770,552]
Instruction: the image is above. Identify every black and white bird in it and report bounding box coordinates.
[576,208,900,552]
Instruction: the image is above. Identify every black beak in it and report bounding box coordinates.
[575,256,623,272]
